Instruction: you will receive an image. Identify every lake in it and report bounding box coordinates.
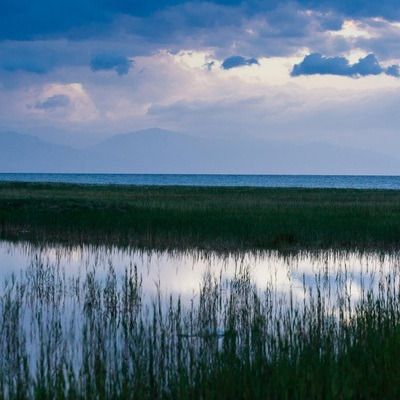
[2,172,400,189]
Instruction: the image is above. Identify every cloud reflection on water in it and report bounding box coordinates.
[1,240,399,307]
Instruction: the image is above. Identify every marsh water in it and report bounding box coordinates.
[1,241,398,304]
[1,240,400,396]
[1,241,399,331]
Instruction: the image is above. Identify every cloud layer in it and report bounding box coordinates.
[291,53,400,77]
[90,53,133,75]
[34,95,71,110]
[2,0,400,41]
[1,0,400,166]
[221,56,259,69]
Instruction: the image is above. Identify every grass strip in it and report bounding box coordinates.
[1,181,400,250]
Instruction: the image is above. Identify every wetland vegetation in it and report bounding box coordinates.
[1,245,400,399]
[2,182,400,398]
[2,181,400,251]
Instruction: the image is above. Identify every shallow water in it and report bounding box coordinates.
[1,240,400,396]
[1,240,398,305]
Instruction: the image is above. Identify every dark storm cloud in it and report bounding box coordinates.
[0,0,398,82]
[354,54,382,75]
[297,0,400,20]
[291,53,399,77]
[121,1,245,52]
[0,0,206,40]
[222,56,259,69]
[0,47,57,74]
[90,53,133,75]
[385,65,400,77]
[316,13,343,31]
[34,95,70,110]
[0,1,109,40]
[2,59,53,74]
[0,0,391,42]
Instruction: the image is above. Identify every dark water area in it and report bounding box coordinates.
[1,173,400,189]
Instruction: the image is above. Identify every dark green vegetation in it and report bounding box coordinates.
[1,256,400,399]
[1,181,400,251]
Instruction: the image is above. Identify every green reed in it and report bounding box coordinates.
[2,182,400,251]
[1,252,400,399]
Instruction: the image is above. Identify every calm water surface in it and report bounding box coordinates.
[1,240,400,380]
[1,240,398,304]
[2,173,400,189]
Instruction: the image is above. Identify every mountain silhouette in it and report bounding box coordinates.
[1,128,400,175]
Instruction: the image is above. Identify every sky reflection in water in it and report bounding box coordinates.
[1,240,399,307]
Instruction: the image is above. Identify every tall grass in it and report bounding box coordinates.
[2,182,400,250]
[1,251,400,398]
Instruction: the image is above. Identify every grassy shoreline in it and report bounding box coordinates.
[1,181,400,251]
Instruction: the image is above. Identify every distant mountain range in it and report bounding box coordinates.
[1,128,400,175]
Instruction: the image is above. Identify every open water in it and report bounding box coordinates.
[1,173,400,189]
[0,240,396,307]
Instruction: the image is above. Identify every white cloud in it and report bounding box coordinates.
[1,46,400,160]
[330,20,374,39]
[30,83,99,122]
[0,82,99,133]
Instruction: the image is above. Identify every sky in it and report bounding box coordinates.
[1,0,400,157]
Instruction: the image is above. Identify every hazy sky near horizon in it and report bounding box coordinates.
[1,0,400,156]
